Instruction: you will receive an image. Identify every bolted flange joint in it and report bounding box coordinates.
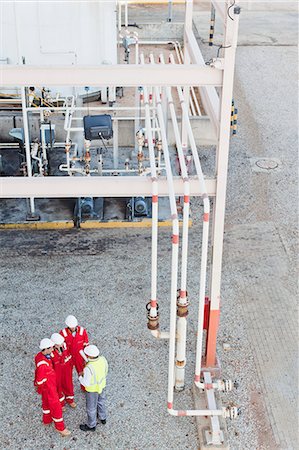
[177,300,189,317]
[176,290,189,317]
[146,301,160,330]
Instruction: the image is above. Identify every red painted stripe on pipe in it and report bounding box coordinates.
[205,383,213,390]
[151,300,157,308]
[172,234,179,244]
[180,290,187,298]
[184,195,190,203]
[194,374,200,382]
[203,212,209,222]
[178,410,187,416]
[206,309,220,367]
[152,195,158,203]
[167,402,173,409]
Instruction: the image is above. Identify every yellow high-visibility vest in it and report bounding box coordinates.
[85,356,108,394]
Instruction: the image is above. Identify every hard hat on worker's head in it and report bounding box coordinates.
[84,345,100,358]
[65,315,78,328]
[39,338,54,350]
[51,333,64,346]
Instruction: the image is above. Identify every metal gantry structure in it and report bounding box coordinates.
[0,0,240,444]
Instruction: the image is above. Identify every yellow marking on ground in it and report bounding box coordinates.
[80,219,192,229]
[0,222,74,230]
[0,219,192,230]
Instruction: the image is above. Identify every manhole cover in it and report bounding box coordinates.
[255,159,278,170]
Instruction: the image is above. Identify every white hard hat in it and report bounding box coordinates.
[39,338,54,350]
[51,333,65,346]
[84,345,100,358]
[65,315,78,328]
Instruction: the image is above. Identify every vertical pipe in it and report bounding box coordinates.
[169,53,210,382]
[118,1,122,31]
[40,110,47,163]
[177,41,201,116]
[158,54,190,391]
[182,0,193,151]
[113,118,119,169]
[141,53,180,410]
[134,37,140,152]
[124,0,128,28]
[21,87,35,215]
[139,55,159,329]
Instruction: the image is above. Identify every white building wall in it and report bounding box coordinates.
[1,1,117,94]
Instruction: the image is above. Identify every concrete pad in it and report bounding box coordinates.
[193,11,298,47]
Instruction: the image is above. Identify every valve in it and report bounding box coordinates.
[216,379,233,392]
[222,406,239,419]
[146,301,159,331]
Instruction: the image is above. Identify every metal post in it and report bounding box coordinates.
[167,0,173,22]
[206,2,240,367]
[21,86,37,218]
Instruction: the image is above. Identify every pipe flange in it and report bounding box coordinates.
[147,317,159,330]
[177,300,189,317]
[146,301,159,313]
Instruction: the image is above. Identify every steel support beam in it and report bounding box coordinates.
[0,64,223,88]
[206,5,240,367]
[0,176,216,199]
[185,29,220,137]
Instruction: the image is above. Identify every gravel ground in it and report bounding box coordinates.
[0,6,297,450]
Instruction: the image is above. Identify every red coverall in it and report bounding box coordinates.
[60,326,89,375]
[52,344,74,405]
[34,353,65,431]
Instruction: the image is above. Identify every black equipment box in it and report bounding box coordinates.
[83,115,113,140]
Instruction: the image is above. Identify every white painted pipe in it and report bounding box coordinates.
[143,53,180,356]
[21,87,35,215]
[124,0,128,28]
[169,53,210,384]
[176,41,202,116]
[173,42,195,116]
[139,55,159,329]
[168,408,227,417]
[141,53,180,407]
[118,1,122,31]
[152,53,191,391]
[40,110,47,163]
[113,118,119,169]
[31,143,43,176]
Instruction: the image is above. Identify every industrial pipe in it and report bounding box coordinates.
[141,53,180,405]
[21,87,36,216]
[141,53,180,349]
[139,56,160,338]
[169,52,211,385]
[151,53,191,391]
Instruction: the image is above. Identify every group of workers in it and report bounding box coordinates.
[34,315,108,437]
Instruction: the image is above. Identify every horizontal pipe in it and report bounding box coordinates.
[151,330,170,339]
[167,407,226,417]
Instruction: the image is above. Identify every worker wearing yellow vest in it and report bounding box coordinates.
[79,345,108,432]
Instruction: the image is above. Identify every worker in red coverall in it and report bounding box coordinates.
[51,333,76,409]
[60,315,89,377]
[34,338,71,437]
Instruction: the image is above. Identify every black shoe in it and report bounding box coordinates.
[80,424,96,432]
[100,419,106,425]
